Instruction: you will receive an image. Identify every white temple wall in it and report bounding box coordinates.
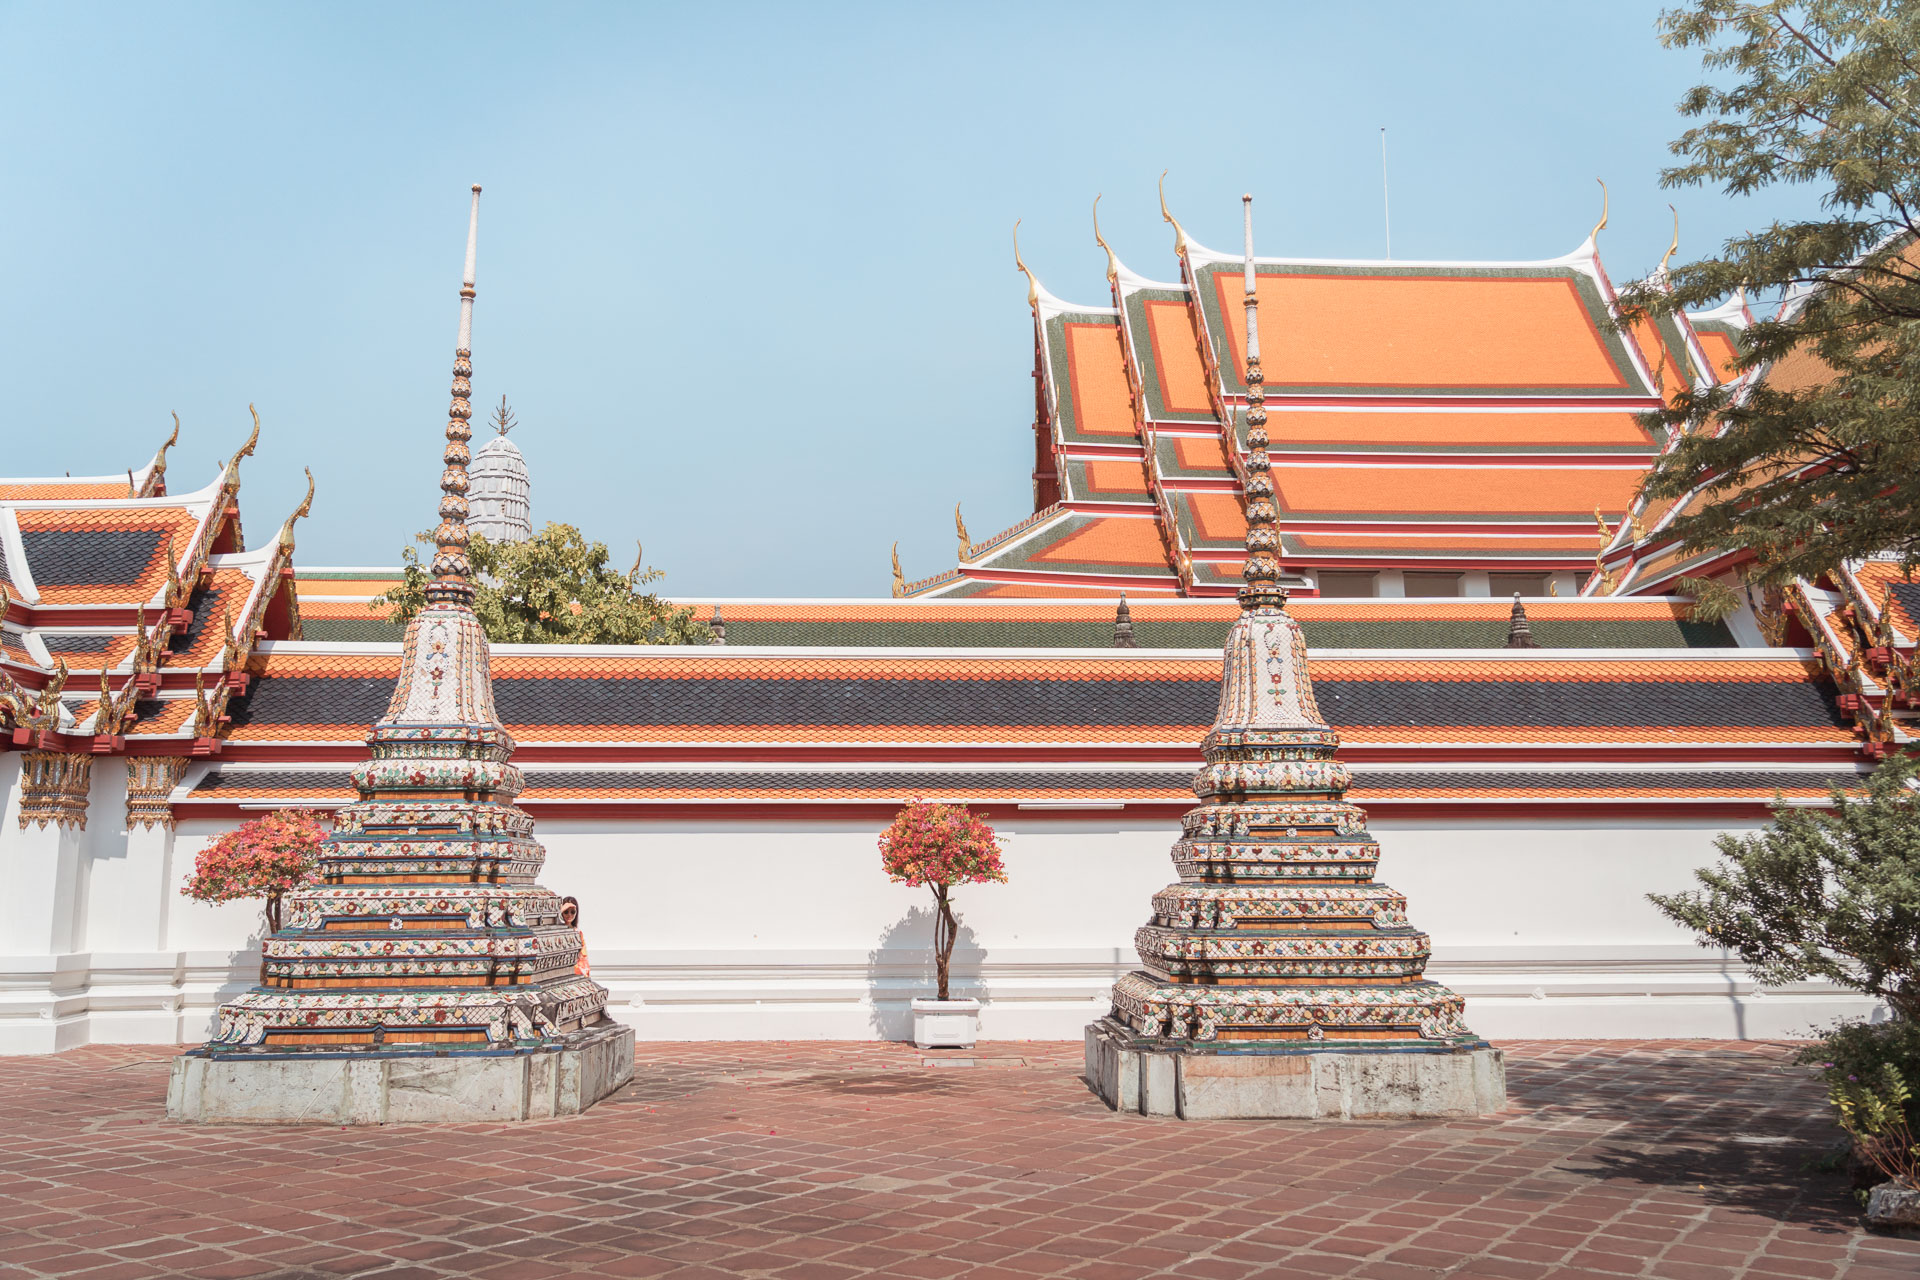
[0,800,1879,1052]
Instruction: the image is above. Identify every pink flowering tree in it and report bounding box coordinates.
[878,800,1007,1001]
[181,809,327,932]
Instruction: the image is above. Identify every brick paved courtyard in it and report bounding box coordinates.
[1,1040,1916,1280]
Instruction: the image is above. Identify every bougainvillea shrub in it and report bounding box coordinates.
[878,801,1006,1000]
[181,808,328,932]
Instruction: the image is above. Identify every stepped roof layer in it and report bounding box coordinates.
[154,640,1861,823]
[907,205,1734,599]
[0,428,311,750]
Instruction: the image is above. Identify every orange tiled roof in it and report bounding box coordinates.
[1212,274,1630,391]
[12,506,202,605]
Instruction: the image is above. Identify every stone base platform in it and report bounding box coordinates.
[166,1021,634,1125]
[1085,1018,1505,1119]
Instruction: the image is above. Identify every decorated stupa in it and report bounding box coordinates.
[1085,196,1505,1120]
[468,396,532,543]
[168,186,633,1124]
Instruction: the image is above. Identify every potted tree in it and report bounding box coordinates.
[878,799,1006,1048]
[181,808,327,934]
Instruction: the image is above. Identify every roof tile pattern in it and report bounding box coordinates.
[218,649,1848,748]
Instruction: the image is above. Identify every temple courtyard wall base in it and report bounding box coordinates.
[165,1022,634,1125]
[1084,1018,1505,1120]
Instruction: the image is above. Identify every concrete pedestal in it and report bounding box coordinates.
[166,1021,634,1125]
[1085,1018,1505,1120]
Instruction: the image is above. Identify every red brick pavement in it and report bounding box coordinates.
[0,1039,1915,1279]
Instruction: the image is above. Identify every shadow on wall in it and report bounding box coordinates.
[866,904,987,1040]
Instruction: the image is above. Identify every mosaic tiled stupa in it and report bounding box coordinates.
[1085,197,1505,1120]
[169,187,634,1124]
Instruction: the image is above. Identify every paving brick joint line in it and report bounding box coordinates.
[1,1040,1916,1280]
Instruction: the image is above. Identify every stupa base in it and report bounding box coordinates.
[1085,1018,1504,1120]
[166,1020,634,1125]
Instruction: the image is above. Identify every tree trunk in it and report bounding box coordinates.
[266,891,281,935]
[932,883,957,1002]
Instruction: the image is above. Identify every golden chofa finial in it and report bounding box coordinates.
[229,404,261,471]
[1589,179,1609,245]
[1012,219,1040,310]
[1159,170,1190,259]
[277,467,314,550]
[890,542,906,598]
[141,412,181,496]
[1092,193,1119,285]
[955,503,971,561]
[1659,204,1680,276]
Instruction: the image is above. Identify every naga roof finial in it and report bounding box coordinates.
[1658,204,1680,276]
[277,468,315,551]
[1013,219,1040,310]
[1588,179,1609,247]
[955,503,971,561]
[890,542,905,599]
[426,184,483,607]
[1159,170,1191,259]
[144,411,181,495]
[1093,193,1119,285]
[228,405,261,473]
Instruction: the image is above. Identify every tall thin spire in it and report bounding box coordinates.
[1238,194,1284,610]
[429,184,482,606]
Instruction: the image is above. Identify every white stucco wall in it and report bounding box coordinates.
[0,776,1882,1052]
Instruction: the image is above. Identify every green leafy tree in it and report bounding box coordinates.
[1649,755,1920,1020]
[375,523,709,645]
[1619,2,1920,583]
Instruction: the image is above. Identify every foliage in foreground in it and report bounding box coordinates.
[1830,1062,1920,1189]
[878,801,1007,1002]
[375,523,708,645]
[1648,755,1920,1020]
[181,809,327,933]
[1800,1019,1920,1137]
[1617,2,1920,584]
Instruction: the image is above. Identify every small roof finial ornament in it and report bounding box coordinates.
[1588,179,1609,246]
[1013,219,1040,311]
[228,405,262,473]
[1236,192,1285,611]
[1113,593,1137,648]
[1093,193,1119,285]
[955,503,971,561]
[139,413,181,497]
[626,540,645,591]
[1159,170,1191,259]
[707,605,727,645]
[427,184,483,606]
[1505,593,1541,649]
[890,542,906,599]
[278,468,315,551]
[1658,204,1680,277]
[491,395,516,436]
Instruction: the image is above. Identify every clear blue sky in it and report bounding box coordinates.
[0,3,1814,596]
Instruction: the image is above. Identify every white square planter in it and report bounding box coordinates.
[910,997,980,1049]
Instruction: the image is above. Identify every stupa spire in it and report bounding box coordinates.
[170,184,630,1126]
[428,184,482,606]
[1238,195,1285,610]
[1084,192,1502,1120]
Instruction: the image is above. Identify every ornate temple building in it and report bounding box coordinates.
[896,183,1747,601]
[0,189,1892,1060]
